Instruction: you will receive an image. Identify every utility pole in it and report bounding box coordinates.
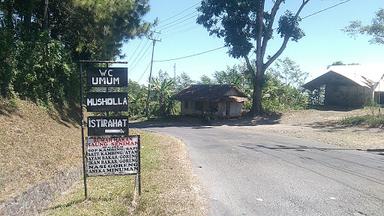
[145,32,161,118]
[43,0,49,30]
[173,63,176,82]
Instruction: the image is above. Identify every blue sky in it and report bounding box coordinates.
[120,0,384,84]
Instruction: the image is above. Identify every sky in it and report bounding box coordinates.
[119,0,384,84]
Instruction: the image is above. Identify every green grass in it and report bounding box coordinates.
[340,114,384,128]
[42,130,205,216]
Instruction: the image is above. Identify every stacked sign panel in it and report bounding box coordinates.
[88,116,129,136]
[86,67,139,176]
[87,136,139,176]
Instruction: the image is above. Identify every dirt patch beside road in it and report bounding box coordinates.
[221,108,384,150]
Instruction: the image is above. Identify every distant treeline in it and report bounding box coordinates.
[0,0,150,104]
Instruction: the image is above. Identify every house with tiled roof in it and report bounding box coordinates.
[173,84,248,118]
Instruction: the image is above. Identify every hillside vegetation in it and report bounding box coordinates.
[0,98,81,202]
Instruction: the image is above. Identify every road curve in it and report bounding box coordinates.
[144,125,384,216]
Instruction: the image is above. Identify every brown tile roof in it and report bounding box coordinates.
[173,84,247,102]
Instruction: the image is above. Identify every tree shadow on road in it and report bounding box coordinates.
[130,114,282,129]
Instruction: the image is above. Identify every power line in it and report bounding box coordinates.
[129,39,150,68]
[159,2,200,24]
[162,24,200,39]
[301,0,352,20]
[127,39,144,62]
[154,46,226,63]
[158,12,198,31]
[138,62,151,83]
[129,41,151,72]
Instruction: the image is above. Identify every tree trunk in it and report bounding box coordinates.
[251,74,263,116]
[250,49,266,116]
[1,0,15,98]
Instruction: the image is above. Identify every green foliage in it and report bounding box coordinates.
[197,60,308,113]
[364,101,381,116]
[129,71,179,119]
[12,33,76,104]
[278,11,305,42]
[307,86,325,106]
[0,0,150,106]
[267,57,308,88]
[344,8,384,44]
[262,74,308,113]
[340,102,383,128]
[199,75,213,84]
[176,72,194,91]
[150,70,176,116]
[213,64,252,97]
[128,79,147,119]
[340,115,384,128]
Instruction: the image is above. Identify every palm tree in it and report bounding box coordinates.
[151,75,175,116]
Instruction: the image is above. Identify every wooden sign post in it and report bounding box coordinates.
[79,60,141,199]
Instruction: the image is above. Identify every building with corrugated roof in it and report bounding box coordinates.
[303,65,384,107]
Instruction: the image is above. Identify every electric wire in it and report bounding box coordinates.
[158,12,198,31]
[159,2,199,24]
[301,0,352,20]
[128,39,150,68]
[127,39,144,63]
[129,41,151,72]
[135,0,353,82]
[162,24,200,40]
[137,62,151,83]
[154,46,225,62]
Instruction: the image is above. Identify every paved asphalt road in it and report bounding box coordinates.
[143,125,384,216]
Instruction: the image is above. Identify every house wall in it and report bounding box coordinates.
[181,101,199,115]
[181,100,243,117]
[230,102,243,117]
[325,85,372,107]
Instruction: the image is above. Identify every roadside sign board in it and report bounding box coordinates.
[87,116,128,136]
[87,67,128,87]
[87,135,140,176]
[86,92,128,112]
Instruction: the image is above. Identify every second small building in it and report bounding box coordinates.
[173,84,248,118]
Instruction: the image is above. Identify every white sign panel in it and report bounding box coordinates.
[87,136,139,176]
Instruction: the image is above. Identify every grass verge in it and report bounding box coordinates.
[42,130,206,216]
[340,114,384,128]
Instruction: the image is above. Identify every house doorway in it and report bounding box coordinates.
[225,101,230,117]
[374,92,384,105]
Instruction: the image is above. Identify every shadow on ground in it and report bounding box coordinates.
[130,114,282,129]
[48,101,81,128]
[303,120,384,133]
[307,105,358,112]
[0,99,21,117]
[239,144,364,152]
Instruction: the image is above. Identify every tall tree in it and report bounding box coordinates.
[344,8,384,45]
[176,72,194,91]
[0,0,150,100]
[197,0,310,115]
[200,75,214,84]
